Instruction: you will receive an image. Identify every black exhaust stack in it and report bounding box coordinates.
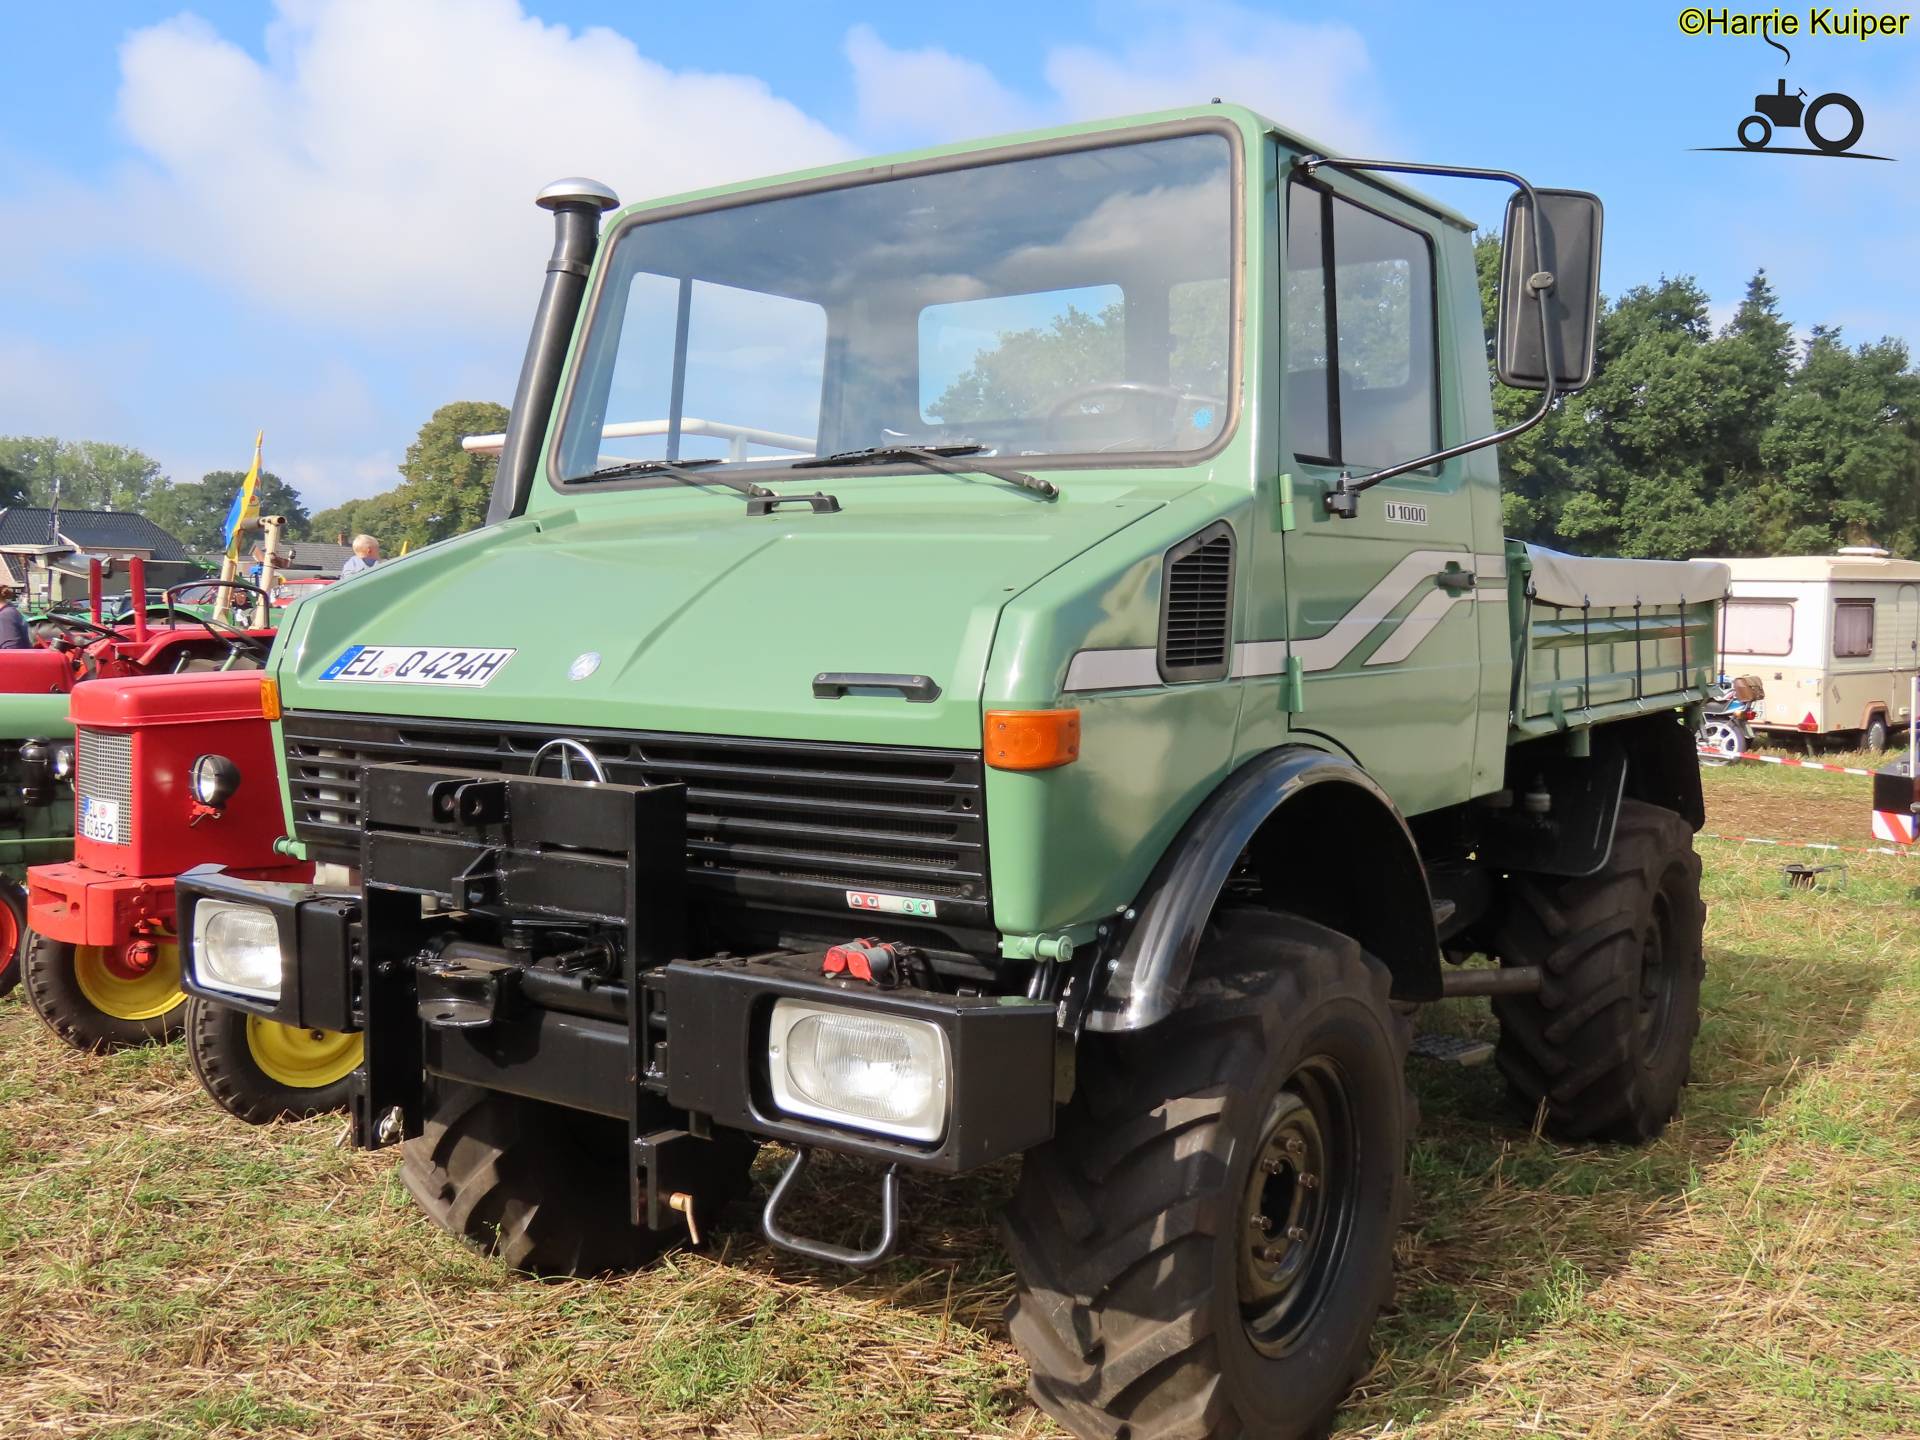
[486,177,621,525]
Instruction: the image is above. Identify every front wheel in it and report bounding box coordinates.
[0,878,26,997]
[1864,715,1891,752]
[1697,715,1748,763]
[23,933,186,1051]
[186,997,363,1123]
[1005,910,1411,1440]
[1738,113,1772,149]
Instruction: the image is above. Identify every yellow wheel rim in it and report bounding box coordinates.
[245,1018,364,1088]
[73,942,185,1022]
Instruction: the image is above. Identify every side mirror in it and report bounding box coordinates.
[1496,188,1603,392]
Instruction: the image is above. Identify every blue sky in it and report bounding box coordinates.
[1,0,1915,510]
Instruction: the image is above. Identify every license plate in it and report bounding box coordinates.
[320,645,515,687]
[79,796,123,845]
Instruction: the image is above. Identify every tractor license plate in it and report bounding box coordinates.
[320,645,516,687]
[79,796,123,845]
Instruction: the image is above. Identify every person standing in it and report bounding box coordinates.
[338,534,382,580]
[0,586,31,650]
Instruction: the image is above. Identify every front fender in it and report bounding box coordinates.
[1087,745,1440,1032]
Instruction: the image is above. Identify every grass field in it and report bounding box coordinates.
[3,755,1919,1438]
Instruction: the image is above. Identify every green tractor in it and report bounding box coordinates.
[177,105,1725,1438]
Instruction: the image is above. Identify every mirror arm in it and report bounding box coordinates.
[1295,154,1559,519]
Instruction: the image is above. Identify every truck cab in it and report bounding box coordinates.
[178,105,1722,1440]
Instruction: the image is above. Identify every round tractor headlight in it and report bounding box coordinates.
[52,744,74,781]
[190,753,242,807]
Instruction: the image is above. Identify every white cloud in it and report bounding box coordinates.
[110,0,855,335]
[846,4,1393,153]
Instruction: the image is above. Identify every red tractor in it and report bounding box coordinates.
[0,564,277,995]
[24,670,362,1120]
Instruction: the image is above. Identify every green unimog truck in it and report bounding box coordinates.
[174,105,1728,1439]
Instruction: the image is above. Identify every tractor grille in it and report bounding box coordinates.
[281,712,991,927]
[76,728,134,844]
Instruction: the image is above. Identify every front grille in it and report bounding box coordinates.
[77,728,133,844]
[283,712,991,926]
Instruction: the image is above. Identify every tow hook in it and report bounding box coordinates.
[761,1148,901,1270]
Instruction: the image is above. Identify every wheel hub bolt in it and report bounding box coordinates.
[1284,1137,1305,1157]
[1262,1156,1282,1174]
[1286,1225,1307,1242]
[1250,1213,1270,1230]
[1299,1173,1319,1190]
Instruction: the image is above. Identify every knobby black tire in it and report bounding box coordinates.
[1004,909,1413,1440]
[22,933,184,1051]
[185,997,355,1124]
[1493,799,1705,1144]
[400,1081,758,1277]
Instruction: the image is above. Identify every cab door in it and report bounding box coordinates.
[1274,170,1485,819]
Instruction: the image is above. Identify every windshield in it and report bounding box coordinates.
[553,130,1236,482]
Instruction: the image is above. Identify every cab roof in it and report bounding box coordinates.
[608,102,1480,234]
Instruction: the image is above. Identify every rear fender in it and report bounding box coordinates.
[1087,746,1441,1033]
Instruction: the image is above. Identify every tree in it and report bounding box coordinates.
[396,400,509,544]
[147,470,312,553]
[307,400,508,551]
[0,437,165,510]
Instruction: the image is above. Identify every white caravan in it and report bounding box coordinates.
[1699,549,1920,749]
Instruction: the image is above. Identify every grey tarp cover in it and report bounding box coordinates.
[1524,544,1731,609]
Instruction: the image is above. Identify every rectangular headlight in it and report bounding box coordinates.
[768,999,950,1143]
[192,900,284,1001]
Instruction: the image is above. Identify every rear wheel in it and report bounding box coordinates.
[1493,800,1705,1143]
[1864,715,1891,752]
[400,1081,758,1276]
[1697,715,1747,763]
[186,997,363,1123]
[1005,910,1412,1440]
[23,934,186,1051]
[0,878,25,997]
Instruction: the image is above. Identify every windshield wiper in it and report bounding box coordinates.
[572,456,775,500]
[791,444,1058,500]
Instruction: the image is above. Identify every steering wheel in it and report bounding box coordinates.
[1044,381,1227,446]
[160,580,274,664]
[38,612,121,644]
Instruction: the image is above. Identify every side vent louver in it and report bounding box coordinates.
[1158,521,1235,683]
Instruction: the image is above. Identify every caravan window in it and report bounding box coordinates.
[1722,600,1793,657]
[1834,600,1875,658]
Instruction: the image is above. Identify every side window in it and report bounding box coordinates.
[1284,181,1438,470]
[1834,599,1875,658]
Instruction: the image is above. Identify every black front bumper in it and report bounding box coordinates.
[176,760,1057,1187]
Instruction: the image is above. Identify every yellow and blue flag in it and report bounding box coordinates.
[223,431,264,557]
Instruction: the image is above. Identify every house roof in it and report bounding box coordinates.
[280,542,355,578]
[0,507,194,563]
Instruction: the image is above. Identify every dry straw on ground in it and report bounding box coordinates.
[1,758,1917,1437]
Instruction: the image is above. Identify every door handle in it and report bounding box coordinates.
[1436,568,1475,593]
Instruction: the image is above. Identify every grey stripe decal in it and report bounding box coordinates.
[1063,648,1161,692]
[1061,551,1510,691]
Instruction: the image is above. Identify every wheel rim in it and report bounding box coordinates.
[1699,719,1742,758]
[1237,1056,1359,1357]
[1636,890,1678,1062]
[245,1017,364,1088]
[73,942,184,1021]
[0,904,19,979]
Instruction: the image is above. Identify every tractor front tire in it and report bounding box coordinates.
[186,998,363,1123]
[23,933,186,1051]
[1493,799,1705,1143]
[400,1081,758,1277]
[0,878,25,998]
[1004,909,1412,1440]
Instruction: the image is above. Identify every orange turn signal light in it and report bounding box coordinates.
[985,709,1080,771]
[259,675,282,722]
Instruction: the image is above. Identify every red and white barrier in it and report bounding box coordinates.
[1696,749,1879,778]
